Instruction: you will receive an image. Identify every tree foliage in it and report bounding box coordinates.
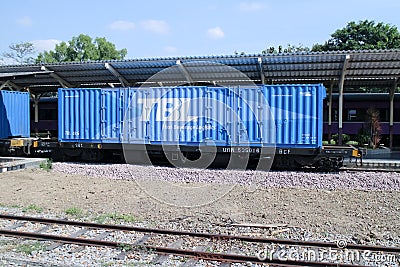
[312,20,400,51]
[2,42,36,64]
[262,43,310,54]
[36,34,127,63]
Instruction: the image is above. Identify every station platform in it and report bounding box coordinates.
[344,150,400,170]
[358,158,400,168]
[0,157,47,173]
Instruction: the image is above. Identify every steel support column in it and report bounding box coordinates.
[389,78,398,150]
[328,80,334,142]
[338,55,350,145]
[258,57,266,84]
[31,94,41,123]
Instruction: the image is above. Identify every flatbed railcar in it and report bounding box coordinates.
[0,85,358,170]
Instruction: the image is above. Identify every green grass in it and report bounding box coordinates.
[15,241,45,255]
[94,213,137,224]
[39,159,52,171]
[0,203,22,209]
[117,243,133,252]
[0,239,16,246]
[22,204,43,213]
[64,207,83,216]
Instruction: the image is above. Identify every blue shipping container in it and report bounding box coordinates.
[267,84,325,148]
[0,90,30,138]
[58,85,325,148]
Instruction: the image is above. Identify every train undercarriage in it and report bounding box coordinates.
[0,138,360,171]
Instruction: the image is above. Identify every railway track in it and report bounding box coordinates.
[0,214,399,266]
[341,166,400,172]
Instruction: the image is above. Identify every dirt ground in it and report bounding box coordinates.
[0,168,399,242]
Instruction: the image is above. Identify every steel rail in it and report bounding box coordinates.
[341,167,400,172]
[1,214,399,254]
[0,229,368,267]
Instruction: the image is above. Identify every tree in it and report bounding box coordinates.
[366,107,382,149]
[2,42,36,64]
[95,37,127,60]
[262,43,310,54]
[36,34,127,63]
[312,20,400,51]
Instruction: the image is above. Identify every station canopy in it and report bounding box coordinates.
[0,49,399,93]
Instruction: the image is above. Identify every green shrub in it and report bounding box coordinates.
[39,159,52,171]
[331,133,350,144]
[95,213,137,224]
[15,241,44,255]
[346,141,359,146]
[356,126,370,147]
[64,207,83,216]
[22,204,43,213]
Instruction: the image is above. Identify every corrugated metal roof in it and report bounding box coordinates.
[0,49,399,92]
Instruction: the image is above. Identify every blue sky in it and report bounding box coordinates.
[2,0,400,61]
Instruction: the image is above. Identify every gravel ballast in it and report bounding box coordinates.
[52,162,400,191]
[0,162,399,266]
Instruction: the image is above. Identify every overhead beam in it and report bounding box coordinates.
[0,70,53,78]
[176,60,194,85]
[0,80,24,91]
[257,57,266,84]
[41,66,72,88]
[338,54,350,145]
[104,63,130,87]
[0,81,10,90]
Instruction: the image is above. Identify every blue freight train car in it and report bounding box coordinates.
[57,85,347,169]
[0,90,32,156]
[0,90,30,139]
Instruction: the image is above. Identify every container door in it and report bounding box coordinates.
[122,88,147,144]
[205,87,230,146]
[100,89,120,142]
[236,86,257,145]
